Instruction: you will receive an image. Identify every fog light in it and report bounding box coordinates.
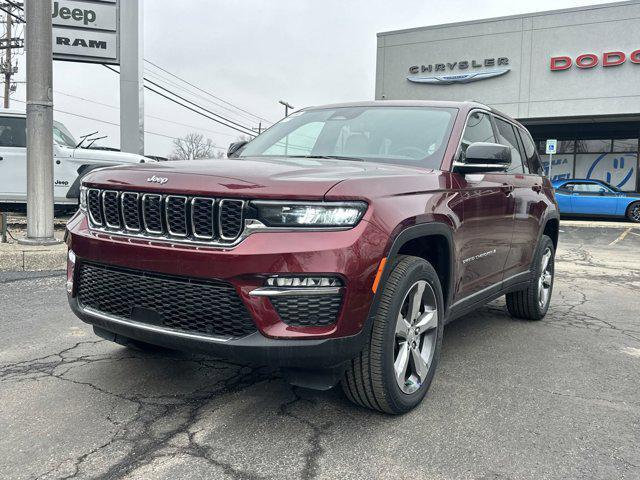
[265,276,342,287]
[66,249,76,294]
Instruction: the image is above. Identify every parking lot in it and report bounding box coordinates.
[1,222,639,480]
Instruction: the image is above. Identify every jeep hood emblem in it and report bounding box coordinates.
[407,68,510,85]
[147,175,168,185]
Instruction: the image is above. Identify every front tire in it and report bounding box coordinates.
[506,235,555,320]
[626,202,640,223]
[342,255,444,414]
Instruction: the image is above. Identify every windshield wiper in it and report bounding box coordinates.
[289,155,364,162]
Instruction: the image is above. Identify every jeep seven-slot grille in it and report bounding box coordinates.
[86,188,245,243]
[77,262,257,338]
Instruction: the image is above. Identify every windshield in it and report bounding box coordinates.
[239,106,457,168]
[53,121,78,148]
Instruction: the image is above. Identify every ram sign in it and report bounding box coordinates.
[52,0,120,65]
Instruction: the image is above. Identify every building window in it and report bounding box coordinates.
[576,139,611,153]
[613,139,639,153]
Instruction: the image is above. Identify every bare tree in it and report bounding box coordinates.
[170,133,218,160]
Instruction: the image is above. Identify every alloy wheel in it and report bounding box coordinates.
[538,248,553,309]
[630,204,640,222]
[393,280,438,395]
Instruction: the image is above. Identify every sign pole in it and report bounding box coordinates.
[19,0,59,246]
[548,152,553,180]
[119,0,144,155]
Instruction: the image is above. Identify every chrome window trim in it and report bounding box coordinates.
[101,190,121,229]
[218,199,245,241]
[190,197,216,240]
[142,193,164,235]
[80,306,233,343]
[87,188,103,226]
[165,195,188,238]
[120,192,141,232]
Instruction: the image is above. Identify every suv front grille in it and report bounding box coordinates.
[86,188,246,244]
[77,262,257,338]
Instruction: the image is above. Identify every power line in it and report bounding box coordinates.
[142,68,268,127]
[144,58,273,124]
[0,5,24,23]
[102,64,257,137]
[2,95,224,147]
[54,89,240,138]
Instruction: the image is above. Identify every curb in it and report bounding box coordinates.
[0,244,67,273]
[560,220,639,229]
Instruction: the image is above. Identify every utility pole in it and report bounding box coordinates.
[3,6,11,108]
[19,0,58,245]
[279,100,294,118]
[1,1,23,108]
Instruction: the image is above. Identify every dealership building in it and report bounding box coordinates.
[376,0,640,191]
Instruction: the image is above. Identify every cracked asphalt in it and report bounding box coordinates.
[1,224,639,480]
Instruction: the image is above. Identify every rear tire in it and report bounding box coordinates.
[341,255,444,414]
[506,235,555,321]
[626,202,640,223]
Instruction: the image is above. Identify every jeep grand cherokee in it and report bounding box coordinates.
[66,101,559,414]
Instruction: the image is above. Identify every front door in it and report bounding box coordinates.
[569,182,620,215]
[452,111,516,303]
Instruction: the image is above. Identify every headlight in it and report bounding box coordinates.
[252,201,367,228]
[79,185,88,212]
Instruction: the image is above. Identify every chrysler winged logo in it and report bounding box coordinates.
[147,175,168,185]
[407,68,510,85]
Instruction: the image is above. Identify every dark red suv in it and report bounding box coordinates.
[66,101,559,414]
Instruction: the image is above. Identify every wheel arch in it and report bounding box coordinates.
[369,223,456,323]
[542,215,560,250]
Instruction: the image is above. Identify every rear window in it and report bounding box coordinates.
[0,116,26,148]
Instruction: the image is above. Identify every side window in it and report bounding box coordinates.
[573,183,607,194]
[0,116,27,148]
[494,118,524,173]
[460,111,495,155]
[518,129,542,175]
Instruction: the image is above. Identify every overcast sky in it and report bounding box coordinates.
[8,0,613,157]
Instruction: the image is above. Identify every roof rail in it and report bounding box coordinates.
[464,99,492,109]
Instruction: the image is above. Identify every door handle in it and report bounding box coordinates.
[500,184,514,195]
[532,184,542,193]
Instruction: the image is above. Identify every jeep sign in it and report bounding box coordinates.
[52,0,120,65]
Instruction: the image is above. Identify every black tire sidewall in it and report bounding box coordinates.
[627,202,640,223]
[379,257,444,413]
[531,235,555,318]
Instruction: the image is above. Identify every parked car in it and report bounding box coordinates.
[0,109,154,211]
[552,178,640,222]
[65,101,559,414]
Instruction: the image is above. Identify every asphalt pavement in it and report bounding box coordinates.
[1,224,639,479]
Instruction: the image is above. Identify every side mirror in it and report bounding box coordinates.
[453,142,511,174]
[227,141,248,158]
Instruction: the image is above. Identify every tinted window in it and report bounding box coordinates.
[613,138,639,152]
[461,112,495,154]
[495,118,524,173]
[576,139,611,153]
[519,129,542,175]
[568,183,608,193]
[0,116,26,148]
[240,106,457,169]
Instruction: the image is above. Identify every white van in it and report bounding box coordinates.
[0,110,154,210]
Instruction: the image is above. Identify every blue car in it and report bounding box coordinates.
[552,179,640,223]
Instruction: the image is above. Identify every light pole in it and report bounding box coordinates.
[279,100,294,118]
[19,0,58,245]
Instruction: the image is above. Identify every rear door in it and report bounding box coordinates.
[0,115,27,202]
[452,110,516,302]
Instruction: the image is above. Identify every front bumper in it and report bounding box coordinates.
[66,211,388,366]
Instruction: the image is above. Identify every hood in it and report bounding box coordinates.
[83,156,435,199]
[72,147,150,164]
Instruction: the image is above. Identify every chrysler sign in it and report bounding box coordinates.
[52,0,119,65]
[408,57,510,85]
